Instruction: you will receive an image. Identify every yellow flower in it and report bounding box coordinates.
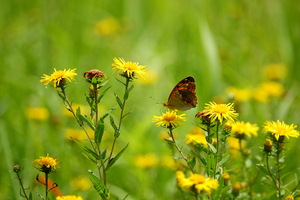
[231,121,259,139]
[263,120,299,141]
[253,87,270,103]
[226,87,251,102]
[160,155,176,169]
[64,128,95,141]
[152,110,187,129]
[134,153,159,169]
[260,81,284,98]
[25,106,49,121]
[32,154,60,173]
[94,17,120,36]
[112,57,149,80]
[185,126,207,148]
[263,63,287,80]
[56,195,83,200]
[70,176,91,191]
[176,171,219,194]
[285,195,294,200]
[40,68,77,88]
[204,102,239,124]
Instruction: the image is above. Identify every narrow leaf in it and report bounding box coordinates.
[124,85,134,100]
[164,138,175,146]
[110,116,118,133]
[76,107,83,124]
[122,110,133,119]
[95,118,104,144]
[82,152,97,164]
[193,140,208,154]
[106,143,129,171]
[115,93,123,109]
[102,147,108,160]
[101,105,119,120]
[212,173,224,200]
[207,142,217,154]
[81,115,95,131]
[194,149,207,166]
[216,154,230,168]
[71,137,100,161]
[98,86,111,103]
[188,156,196,169]
[88,170,109,199]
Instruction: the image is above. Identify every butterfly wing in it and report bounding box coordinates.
[163,76,198,111]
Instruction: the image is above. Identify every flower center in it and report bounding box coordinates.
[124,62,137,70]
[190,174,205,184]
[213,105,228,114]
[53,71,65,79]
[164,114,176,121]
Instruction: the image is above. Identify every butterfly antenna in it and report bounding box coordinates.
[150,96,163,105]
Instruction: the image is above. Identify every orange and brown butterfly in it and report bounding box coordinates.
[163,76,198,111]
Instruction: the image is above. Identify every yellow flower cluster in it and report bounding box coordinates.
[176,171,219,194]
[32,154,59,173]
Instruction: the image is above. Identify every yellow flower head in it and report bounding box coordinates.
[56,195,83,200]
[185,126,207,148]
[112,57,149,80]
[94,17,120,36]
[40,68,77,88]
[152,110,187,129]
[226,87,251,102]
[32,154,60,173]
[284,195,294,200]
[263,120,299,141]
[260,81,284,98]
[134,153,159,169]
[231,121,259,139]
[25,106,50,121]
[176,171,219,194]
[204,102,239,124]
[70,176,91,191]
[263,63,287,80]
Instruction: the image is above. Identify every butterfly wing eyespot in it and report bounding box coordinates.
[163,76,198,111]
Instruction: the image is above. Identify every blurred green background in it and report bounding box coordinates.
[1,0,300,199]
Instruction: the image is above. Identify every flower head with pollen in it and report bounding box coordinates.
[32,154,60,174]
[112,57,149,80]
[56,195,83,200]
[176,171,219,194]
[152,110,186,129]
[204,102,238,124]
[40,68,77,89]
[263,120,299,141]
[231,121,259,139]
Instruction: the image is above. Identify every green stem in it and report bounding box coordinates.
[266,154,278,192]
[93,84,106,186]
[45,172,48,200]
[239,138,252,199]
[16,172,29,200]
[276,147,282,200]
[107,78,130,168]
[213,122,220,179]
[169,128,195,173]
[60,87,103,181]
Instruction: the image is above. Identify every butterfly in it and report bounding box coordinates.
[163,76,198,111]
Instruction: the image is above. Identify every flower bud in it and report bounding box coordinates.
[264,138,273,153]
[222,172,230,186]
[232,182,241,196]
[13,164,21,172]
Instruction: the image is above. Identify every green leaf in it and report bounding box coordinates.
[122,110,133,119]
[76,107,83,124]
[71,137,100,162]
[102,147,108,160]
[106,143,129,171]
[110,116,118,133]
[164,138,175,146]
[114,93,123,109]
[216,154,230,169]
[194,149,207,166]
[193,140,208,154]
[81,115,95,131]
[212,173,224,200]
[88,170,109,199]
[101,105,119,120]
[207,142,217,154]
[95,118,104,144]
[124,85,134,100]
[187,156,196,169]
[98,86,111,103]
[256,164,270,176]
[29,192,33,200]
[82,152,97,164]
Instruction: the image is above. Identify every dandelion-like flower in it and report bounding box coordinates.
[185,126,207,148]
[231,121,259,139]
[152,110,187,129]
[203,102,238,124]
[176,171,219,194]
[263,120,299,141]
[32,154,60,173]
[112,57,149,80]
[56,195,83,200]
[40,68,77,88]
